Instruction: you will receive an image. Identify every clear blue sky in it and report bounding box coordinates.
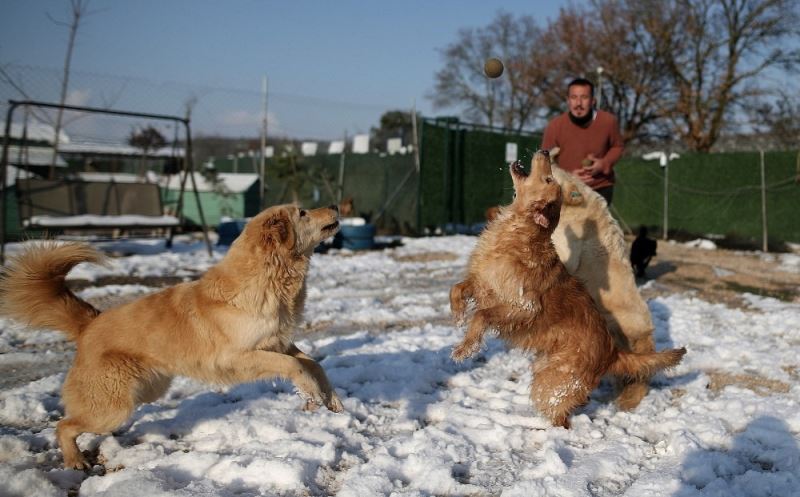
[1,0,566,140]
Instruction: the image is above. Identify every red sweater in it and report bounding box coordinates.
[541,110,624,189]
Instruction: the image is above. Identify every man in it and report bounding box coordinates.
[542,78,624,205]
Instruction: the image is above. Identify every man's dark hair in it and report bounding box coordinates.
[567,78,594,98]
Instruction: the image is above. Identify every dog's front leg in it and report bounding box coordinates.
[222,350,328,408]
[285,343,344,413]
[450,279,474,325]
[452,305,513,362]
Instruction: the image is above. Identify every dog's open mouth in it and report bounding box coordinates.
[511,160,528,178]
[322,221,340,232]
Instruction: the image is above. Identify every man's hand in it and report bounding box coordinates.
[577,153,606,182]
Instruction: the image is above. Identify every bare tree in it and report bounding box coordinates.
[429,11,551,132]
[652,0,800,151]
[128,125,166,177]
[537,1,687,143]
[48,0,94,175]
[748,90,800,148]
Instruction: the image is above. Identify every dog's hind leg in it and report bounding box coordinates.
[530,361,593,429]
[58,353,142,469]
[286,343,343,413]
[615,333,656,410]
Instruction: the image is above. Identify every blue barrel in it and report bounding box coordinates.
[338,223,376,250]
[217,219,247,246]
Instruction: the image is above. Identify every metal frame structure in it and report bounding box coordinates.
[1,100,213,263]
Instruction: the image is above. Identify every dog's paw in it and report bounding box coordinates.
[296,386,325,411]
[452,314,468,328]
[326,392,345,413]
[63,452,91,471]
[451,341,479,362]
[302,398,321,412]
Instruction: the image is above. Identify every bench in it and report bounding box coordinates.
[15,178,180,237]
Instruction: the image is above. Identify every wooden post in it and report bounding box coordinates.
[337,130,347,203]
[662,154,669,240]
[259,75,268,209]
[760,149,768,252]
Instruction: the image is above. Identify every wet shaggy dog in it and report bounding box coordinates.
[0,204,344,469]
[450,151,686,428]
[478,151,658,410]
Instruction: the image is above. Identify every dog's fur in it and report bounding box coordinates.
[0,204,344,469]
[480,154,657,409]
[450,151,685,428]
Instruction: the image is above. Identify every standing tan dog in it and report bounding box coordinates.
[0,204,344,469]
[450,151,685,428]
[480,150,657,410]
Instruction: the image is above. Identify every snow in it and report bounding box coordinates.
[683,239,718,250]
[24,215,180,228]
[1,235,799,497]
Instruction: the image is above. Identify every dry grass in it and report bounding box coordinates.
[705,370,790,396]
[391,251,459,263]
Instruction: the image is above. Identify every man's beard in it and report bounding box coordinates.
[568,109,593,127]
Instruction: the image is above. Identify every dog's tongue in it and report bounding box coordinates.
[533,212,549,228]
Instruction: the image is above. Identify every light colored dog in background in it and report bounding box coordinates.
[0,204,344,469]
[548,148,657,409]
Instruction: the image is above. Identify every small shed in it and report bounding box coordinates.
[162,172,261,226]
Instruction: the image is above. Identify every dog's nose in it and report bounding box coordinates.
[329,204,339,213]
[539,149,550,157]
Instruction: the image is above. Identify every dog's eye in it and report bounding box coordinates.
[545,176,554,184]
[299,210,307,218]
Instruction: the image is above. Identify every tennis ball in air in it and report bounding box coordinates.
[484,58,504,78]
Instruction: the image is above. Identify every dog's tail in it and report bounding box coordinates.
[0,242,105,341]
[607,347,686,381]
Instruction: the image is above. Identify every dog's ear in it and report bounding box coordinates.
[261,211,294,247]
[562,180,584,206]
[549,147,560,161]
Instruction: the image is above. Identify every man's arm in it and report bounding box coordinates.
[584,115,624,176]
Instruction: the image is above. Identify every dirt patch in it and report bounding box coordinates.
[636,239,800,308]
[391,251,459,263]
[704,370,790,396]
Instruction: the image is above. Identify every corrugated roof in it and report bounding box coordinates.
[3,145,68,167]
[164,172,259,193]
[0,121,70,143]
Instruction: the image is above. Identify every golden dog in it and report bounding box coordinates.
[481,150,656,409]
[450,150,685,428]
[0,204,344,469]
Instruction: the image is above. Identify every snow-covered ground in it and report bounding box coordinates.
[1,236,799,497]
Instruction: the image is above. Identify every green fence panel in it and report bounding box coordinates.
[419,118,540,229]
[614,151,800,244]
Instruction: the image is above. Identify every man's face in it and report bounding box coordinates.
[567,84,594,119]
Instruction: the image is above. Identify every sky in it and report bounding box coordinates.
[1,235,799,495]
[0,0,567,140]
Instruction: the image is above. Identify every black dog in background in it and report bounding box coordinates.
[630,226,657,278]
